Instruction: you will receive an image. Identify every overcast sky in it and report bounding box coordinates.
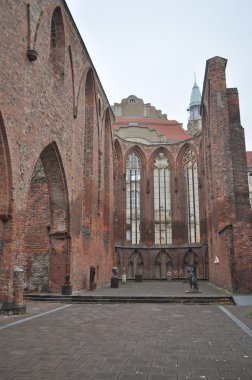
[66,0,252,151]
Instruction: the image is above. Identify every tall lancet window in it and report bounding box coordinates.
[126,152,141,244]
[154,153,172,244]
[182,148,200,243]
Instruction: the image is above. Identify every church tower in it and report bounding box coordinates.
[187,80,202,135]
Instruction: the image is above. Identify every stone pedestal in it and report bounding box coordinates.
[62,285,72,295]
[135,274,143,282]
[111,277,119,288]
[61,274,72,295]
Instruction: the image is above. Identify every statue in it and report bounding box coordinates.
[121,267,127,284]
[112,267,118,277]
[186,263,199,292]
[111,267,119,288]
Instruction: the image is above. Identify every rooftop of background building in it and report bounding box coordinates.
[246,152,252,167]
[113,118,189,143]
[112,95,190,144]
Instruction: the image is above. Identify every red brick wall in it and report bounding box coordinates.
[0,0,114,299]
[23,179,50,291]
[232,223,252,292]
[201,57,252,292]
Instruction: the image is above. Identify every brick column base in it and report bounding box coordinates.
[0,267,26,315]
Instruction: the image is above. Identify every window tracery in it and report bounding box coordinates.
[125,152,141,244]
[182,148,200,243]
[153,152,172,244]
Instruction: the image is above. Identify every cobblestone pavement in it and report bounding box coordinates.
[0,302,252,380]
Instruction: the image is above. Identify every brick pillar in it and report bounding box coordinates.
[0,216,15,313]
[13,267,26,314]
[0,267,26,315]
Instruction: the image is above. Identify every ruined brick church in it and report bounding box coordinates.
[0,1,251,311]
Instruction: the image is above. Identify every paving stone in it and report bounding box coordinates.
[149,375,177,380]
[110,364,137,372]
[89,371,118,379]
[118,373,148,379]
[0,303,252,380]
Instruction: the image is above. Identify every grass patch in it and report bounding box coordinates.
[246,311,252,319]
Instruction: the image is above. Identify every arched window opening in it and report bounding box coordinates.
[182,148,200,243]
[126,152,141,244]
[50,7,65,79]
[103,110,111,228]
[84,70,95,176]
[83,70,95,222]
[153,152,172,244]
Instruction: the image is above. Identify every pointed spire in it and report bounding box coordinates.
[189,80,201,109]
[187,76,202,135]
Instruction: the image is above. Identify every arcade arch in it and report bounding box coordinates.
[23,142,70,292]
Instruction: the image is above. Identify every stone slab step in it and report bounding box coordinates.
[24,294,235,305]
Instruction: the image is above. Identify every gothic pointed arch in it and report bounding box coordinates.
[124,145,147,169]
[114,139,124,243]
[40,142,70,233]
[198,140,206,240]
[76,66,92,118]
[0,112,12,218]
[150,148,174,244]
[23,142,70,292]
[183,248,199,277]
[0,112,13,303]
[114,139,123,170]
[177,143,200,243]
[103,108,111,230]
[177,143,199,168]
[50,7,65,80]
[84,68,96,224]
[128,249,144,278]
[149,146,174,169]
[154,249,173,279]
[124,146,146,244]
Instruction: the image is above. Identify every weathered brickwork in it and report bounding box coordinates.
[201,57,252,292]
[23,178,50,291]
[0,0,114,304]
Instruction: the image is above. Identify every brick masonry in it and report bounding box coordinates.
[201,57,252,292]
[0,0,114,301]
